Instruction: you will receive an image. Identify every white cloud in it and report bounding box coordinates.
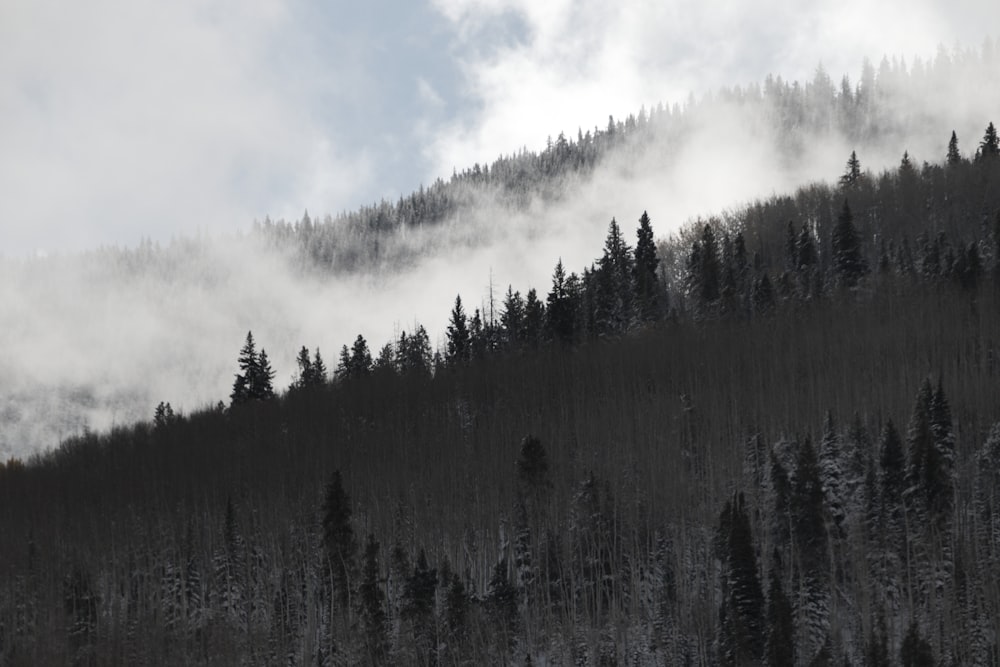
[427,0,1000,177]
[0,0,367,254]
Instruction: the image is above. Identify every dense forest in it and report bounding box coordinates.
[4,52,1000,664]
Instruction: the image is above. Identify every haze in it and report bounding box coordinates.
[1,0,999,457]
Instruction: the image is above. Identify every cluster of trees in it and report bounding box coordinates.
[233,122,1000,401]
[6,52,1000,665]
[248,44,1000,277]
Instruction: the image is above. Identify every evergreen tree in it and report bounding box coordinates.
[832,200,867,288]
[928,378,955,523]
[764,550,794,667]
[797,223,817,272]
[633,211,660,322]
[485,558,520,650]
[947,130,961,165]
[906,378,937,515]
[446,295,471,365]
[819,411,846,538]
[977,121,999,160]
[751,274,775,315]
[358,533,387,663]
[401,549,438,662]
[594,217,634,334]
[839,150,862,188]
[335,345,352,381]
[515,435,552,497]
[231,331,258,405]
[717,492,765,664]
[546,259,577,343]
[397,326,433,378]
[500,286,525,349]
[254,350,276,400]
[523,289,545,346]
[322,470,357,609]
[292,346,313,390]
[347,336,370,379]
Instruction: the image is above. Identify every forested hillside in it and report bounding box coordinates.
[3,44,999,462]
[3,113,1000,665]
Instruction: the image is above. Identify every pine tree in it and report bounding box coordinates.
[446,294,471,365]
[977,121,999,160]
[633,211,660,322]
[819,411,846,538]
[500,286,525,349]
[947,130,961,165]
[485,558,520,651]
[928,377,955,523]
[253,350,275,400]
[231,331,258,405]
[546,259,577,344]
[797,223,817,272]
[792,437,830,660]
[832,200,867,288]
[401,549,437,662]
[906,379,936,516]
[839,150,862,188]
[764,550,794,667]
[347,336,370,379]
[523,289,545,346]
[594,217,634,334]
[358,534,387,663]
[322,470,357,610]
[292,346,313,390]
[717,492,765,664]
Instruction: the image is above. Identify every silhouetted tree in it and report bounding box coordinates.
[832,200,867,288]
[633,211,660,322]
[446,295,471,365]
[322,470,357,609]
[947,130,961,165]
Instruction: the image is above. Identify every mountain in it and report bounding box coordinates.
[2,47,1000,664]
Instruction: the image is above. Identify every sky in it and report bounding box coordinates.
[2,0,998,256]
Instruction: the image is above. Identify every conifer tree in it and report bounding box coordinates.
[947,130,961,165]
[254,350,276,400]
[832,200,867,288]
[322,470,357,610]
[839,150,862,188]
[764,550,794,667]
[500,286,525,349]
[977,121,999,160]
[633,211,660,322]
[485,558,520,650]
[401,549,438,662]
[717,492,765,664]
[523,289,545,346]
[546,260,577,344]
[594,217,634,334]
[231,331,258,405]
[293,346,313,389]
[347,336,370,378]
[928,377,955,522]
[358,533,387,663]
[819,411,846,538]
[446,294,471,365]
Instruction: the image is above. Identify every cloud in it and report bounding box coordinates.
[427,0,1000,179]
[0,0,368,255]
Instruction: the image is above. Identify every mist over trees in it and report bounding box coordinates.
[4,41,1000,665]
